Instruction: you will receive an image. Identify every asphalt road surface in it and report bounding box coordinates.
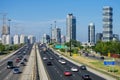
[0,44,33,80]
[38,45,106,80]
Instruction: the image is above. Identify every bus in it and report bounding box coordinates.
[7,60,14,69]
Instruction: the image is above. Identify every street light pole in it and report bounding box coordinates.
[70,25,72,56]
[50,24,52,43]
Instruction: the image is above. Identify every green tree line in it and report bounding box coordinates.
[93,41,120,55]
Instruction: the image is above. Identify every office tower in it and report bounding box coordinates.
[61,35,66,43]
[1,35,11,45]
[113,34,119,41]
[42,34,50,43]
[13,34,20,44]
[88,23,95,44]
[96,33,103,42]
[6,35,11,44]
[51,27,61,43]
[51,28,55,43]
[66,13,76,42]
[28,35,36,44]
[2,35,7,45]
[20,34,26,44]
[54,28,61,43]
[102,6,113,42]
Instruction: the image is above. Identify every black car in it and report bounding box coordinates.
[21,61,26,66]
[80,65,87,70]
[82,74,91,80]
[47,61,52,66]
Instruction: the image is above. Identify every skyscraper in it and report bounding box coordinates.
[51,27,61,43]
[13,34,20,44]
[2,26,10,35]
[102,6,113,42]
[96,33,103,42]
[88,23,95,44]
[66,13,76,42]
[55,28,61,43]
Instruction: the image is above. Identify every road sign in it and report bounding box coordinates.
[104,59,115,66]
[55,44,67,49]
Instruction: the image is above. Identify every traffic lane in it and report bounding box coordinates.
[0,45,33,80]
[0,45,28,67]
[40,52,75,80]
[7,45,33,80]
[0,44,33,68]
[47,49,106,80]
[40,51,64,80]
[46,51,84,80]
[40,51,82,80]
[0,53,29,80]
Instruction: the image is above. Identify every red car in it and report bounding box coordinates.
[64,70,72,76]
[16,58,20,63]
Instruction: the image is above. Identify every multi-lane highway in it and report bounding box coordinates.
[38,45,106,80]
[0,44,33,80]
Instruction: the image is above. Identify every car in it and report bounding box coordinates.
[24,58,27,62]
[50,57,54,60]
[80,65,87,70]
[59,56,63,59]
[16,58,20,63]
[71,67,79,72]
[58,59,66,64]
[7,60,14,69]
[13,68,20,74]
[100,56,104,60]
[64,70,72,76]
[21,61,26,66]
[47,61,52,66]
[82,74,91,80]
[43,57,48,60]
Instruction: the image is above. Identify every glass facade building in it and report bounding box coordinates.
[88,23,95,44]
[102,6,113,41]
[66,14,76,42]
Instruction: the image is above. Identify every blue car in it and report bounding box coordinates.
[13,68,20,74]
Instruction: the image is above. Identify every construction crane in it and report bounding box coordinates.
[0,13,8,35]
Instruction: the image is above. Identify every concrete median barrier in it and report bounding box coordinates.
[36,45,50,80]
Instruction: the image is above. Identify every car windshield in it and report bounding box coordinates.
[14,68,19,71]
[85,75,89,77]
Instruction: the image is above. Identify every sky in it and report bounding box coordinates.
[0,0,120,42]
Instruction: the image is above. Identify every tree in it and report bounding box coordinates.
[94,41,120,55]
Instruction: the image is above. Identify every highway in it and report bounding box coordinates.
[0,44,33,80]
[38,45,106,80]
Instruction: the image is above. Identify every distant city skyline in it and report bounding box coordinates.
[0,0,120,42]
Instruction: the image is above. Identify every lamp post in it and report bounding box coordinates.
[50,24,52,43]
[70,25,72,56]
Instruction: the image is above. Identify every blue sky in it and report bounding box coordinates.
[0,0,120,42]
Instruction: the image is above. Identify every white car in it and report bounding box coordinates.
[71,67,79,72]
[43,57,47,60]
[58,59,66,64]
